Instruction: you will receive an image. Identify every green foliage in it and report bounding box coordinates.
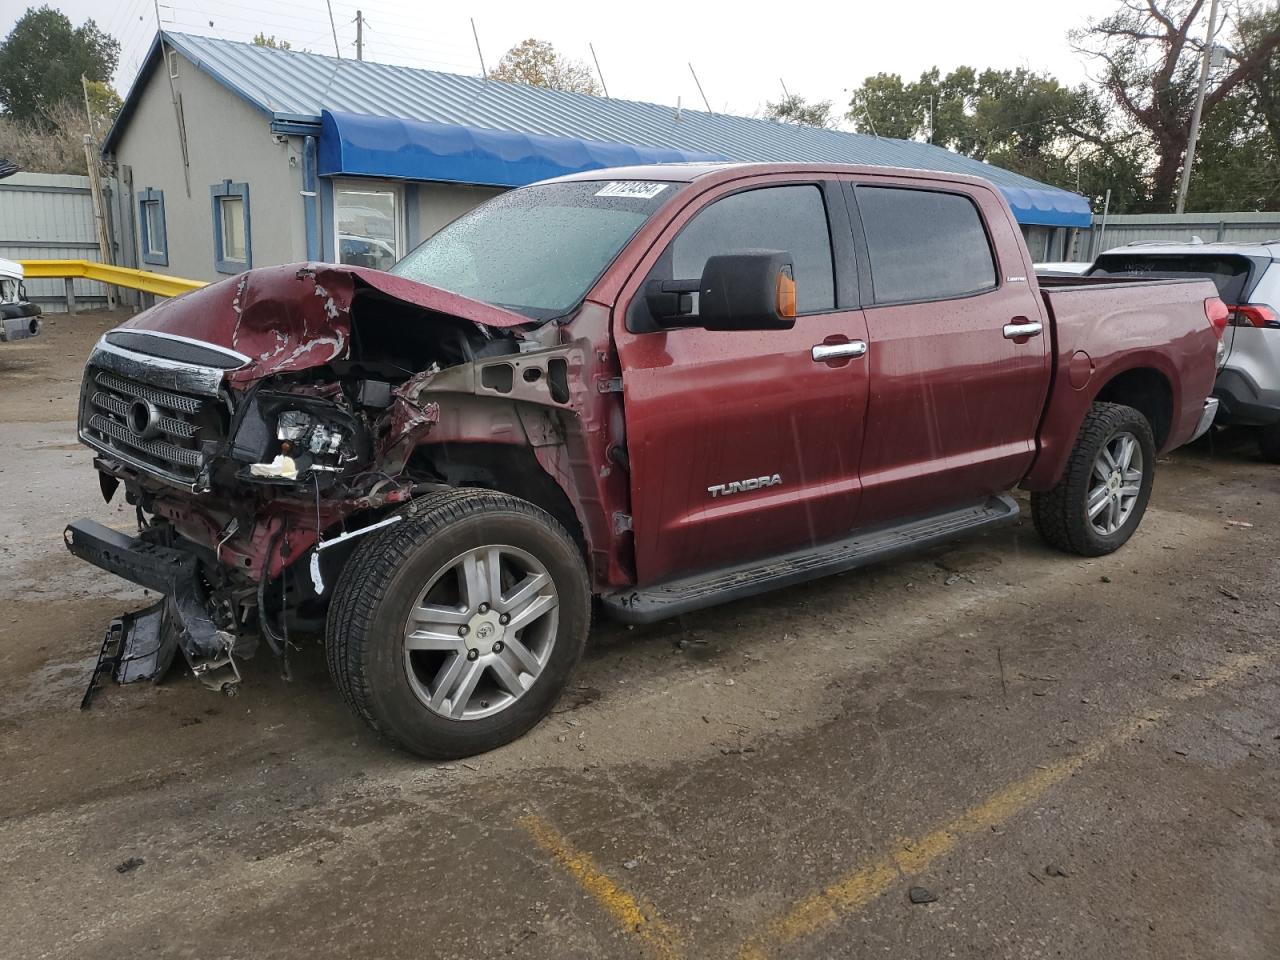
[252,33,292,50]
[490,39,601,96]
[0,6,120,125]
[843,0,1280,214]
[764,94,834,128]
[1072,0,1280,209]
[846,65,1146,209]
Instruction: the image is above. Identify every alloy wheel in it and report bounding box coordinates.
[402,544,559,720]
[1087,430,1144,537]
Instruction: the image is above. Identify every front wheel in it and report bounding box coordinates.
[326,489,591,759]
[1031,402,1156,557]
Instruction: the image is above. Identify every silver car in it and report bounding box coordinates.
[1087,241,1280,460]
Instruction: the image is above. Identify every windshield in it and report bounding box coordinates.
[391,180,676,320]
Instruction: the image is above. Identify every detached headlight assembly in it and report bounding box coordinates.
[232,393,370,484]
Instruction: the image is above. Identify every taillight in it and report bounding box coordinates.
[1228,303,1280,328]
[1204,297,1230,339]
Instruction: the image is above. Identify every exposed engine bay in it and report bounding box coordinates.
[65,263,609,701]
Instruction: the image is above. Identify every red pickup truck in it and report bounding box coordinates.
[65,163,1224,758]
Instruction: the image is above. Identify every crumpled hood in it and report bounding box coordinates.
[118,262,531,385]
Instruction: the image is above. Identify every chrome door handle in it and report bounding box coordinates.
[1002,321,1043,340]
[812,340,867,362]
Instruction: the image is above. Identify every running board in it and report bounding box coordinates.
[601,494,1019,625]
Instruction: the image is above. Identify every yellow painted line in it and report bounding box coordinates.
[520,813,685,960]
[737,653,1264,960]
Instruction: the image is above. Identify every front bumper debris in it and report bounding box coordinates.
[63,519,241,705]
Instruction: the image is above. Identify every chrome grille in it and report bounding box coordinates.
[93,370,203,414]
[80,365,224,484]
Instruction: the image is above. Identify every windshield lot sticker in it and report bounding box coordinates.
[595,181,668,199]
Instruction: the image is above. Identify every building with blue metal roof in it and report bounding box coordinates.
[104,31,1091,282]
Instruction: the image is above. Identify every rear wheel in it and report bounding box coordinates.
[326,489,590,759]
[1031,402,1156,557]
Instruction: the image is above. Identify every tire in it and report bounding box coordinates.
[325,488,591,759]
[1257,424,1280,463]
[1031,402,1156,557]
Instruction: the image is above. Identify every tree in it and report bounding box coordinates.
[764,93,834,128]
[846,65,1147,212]
[253,33,292,50]
[83,78,121,137]
[1071,0,1280,208]
[847,73,921,139]
[0,6,120,125]
[489,38,601,95]
[0,100,107,175]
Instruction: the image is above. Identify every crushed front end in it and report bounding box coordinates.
[64,263,527,702]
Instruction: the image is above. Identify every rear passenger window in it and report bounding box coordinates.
[857,186,997,304]
[668,185,836,313]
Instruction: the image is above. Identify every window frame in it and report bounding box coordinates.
[627,180,851,332]
[137,187,167,267]
[210,179,252,274]
[333,178,404,271]
[844,180,1002,308]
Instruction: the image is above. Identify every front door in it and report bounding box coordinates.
[844,177,1051,525]
[614,179,870,585]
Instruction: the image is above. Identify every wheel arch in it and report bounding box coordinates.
[1091,365,1174,449]
[1024,359,1177,492]
[408,440,590,569]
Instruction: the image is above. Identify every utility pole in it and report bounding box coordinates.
[1176,0,1220,214]
[355,11,363,60]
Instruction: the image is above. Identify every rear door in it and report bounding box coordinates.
[613,178,870,585]
[844,177,1051,525]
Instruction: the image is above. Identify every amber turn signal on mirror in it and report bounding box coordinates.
[775,270,797,319]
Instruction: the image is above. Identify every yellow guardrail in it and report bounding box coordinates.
[20,259,207,300]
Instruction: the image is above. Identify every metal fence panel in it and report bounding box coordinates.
[1081,212,1280,260]
[0,172,115,309]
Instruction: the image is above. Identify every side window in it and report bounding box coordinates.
[210,179,251,274]
[856,186,997,304]
[667,185,835,314]
[137,188,167,267]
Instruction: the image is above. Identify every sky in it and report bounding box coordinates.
[5,0,1122,127]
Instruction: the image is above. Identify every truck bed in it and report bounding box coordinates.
[1022,275,1220,490]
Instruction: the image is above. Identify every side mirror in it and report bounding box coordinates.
[644,251,797,331]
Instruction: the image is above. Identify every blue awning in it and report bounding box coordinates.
[318,109,725,187]
[317,108,1091,228]
[998,184,1092,229]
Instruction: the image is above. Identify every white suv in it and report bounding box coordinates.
[1087,241,1280,460]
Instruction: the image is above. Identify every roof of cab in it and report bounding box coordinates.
[549,161,994,189]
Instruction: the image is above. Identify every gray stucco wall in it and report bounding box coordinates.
[112,51,516,280]
[410,182,504,244]
[113,47,307,282]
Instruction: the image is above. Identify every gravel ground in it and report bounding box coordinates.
[1,310,1276,960]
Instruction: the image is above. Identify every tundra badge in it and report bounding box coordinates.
[707,474,782,498]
